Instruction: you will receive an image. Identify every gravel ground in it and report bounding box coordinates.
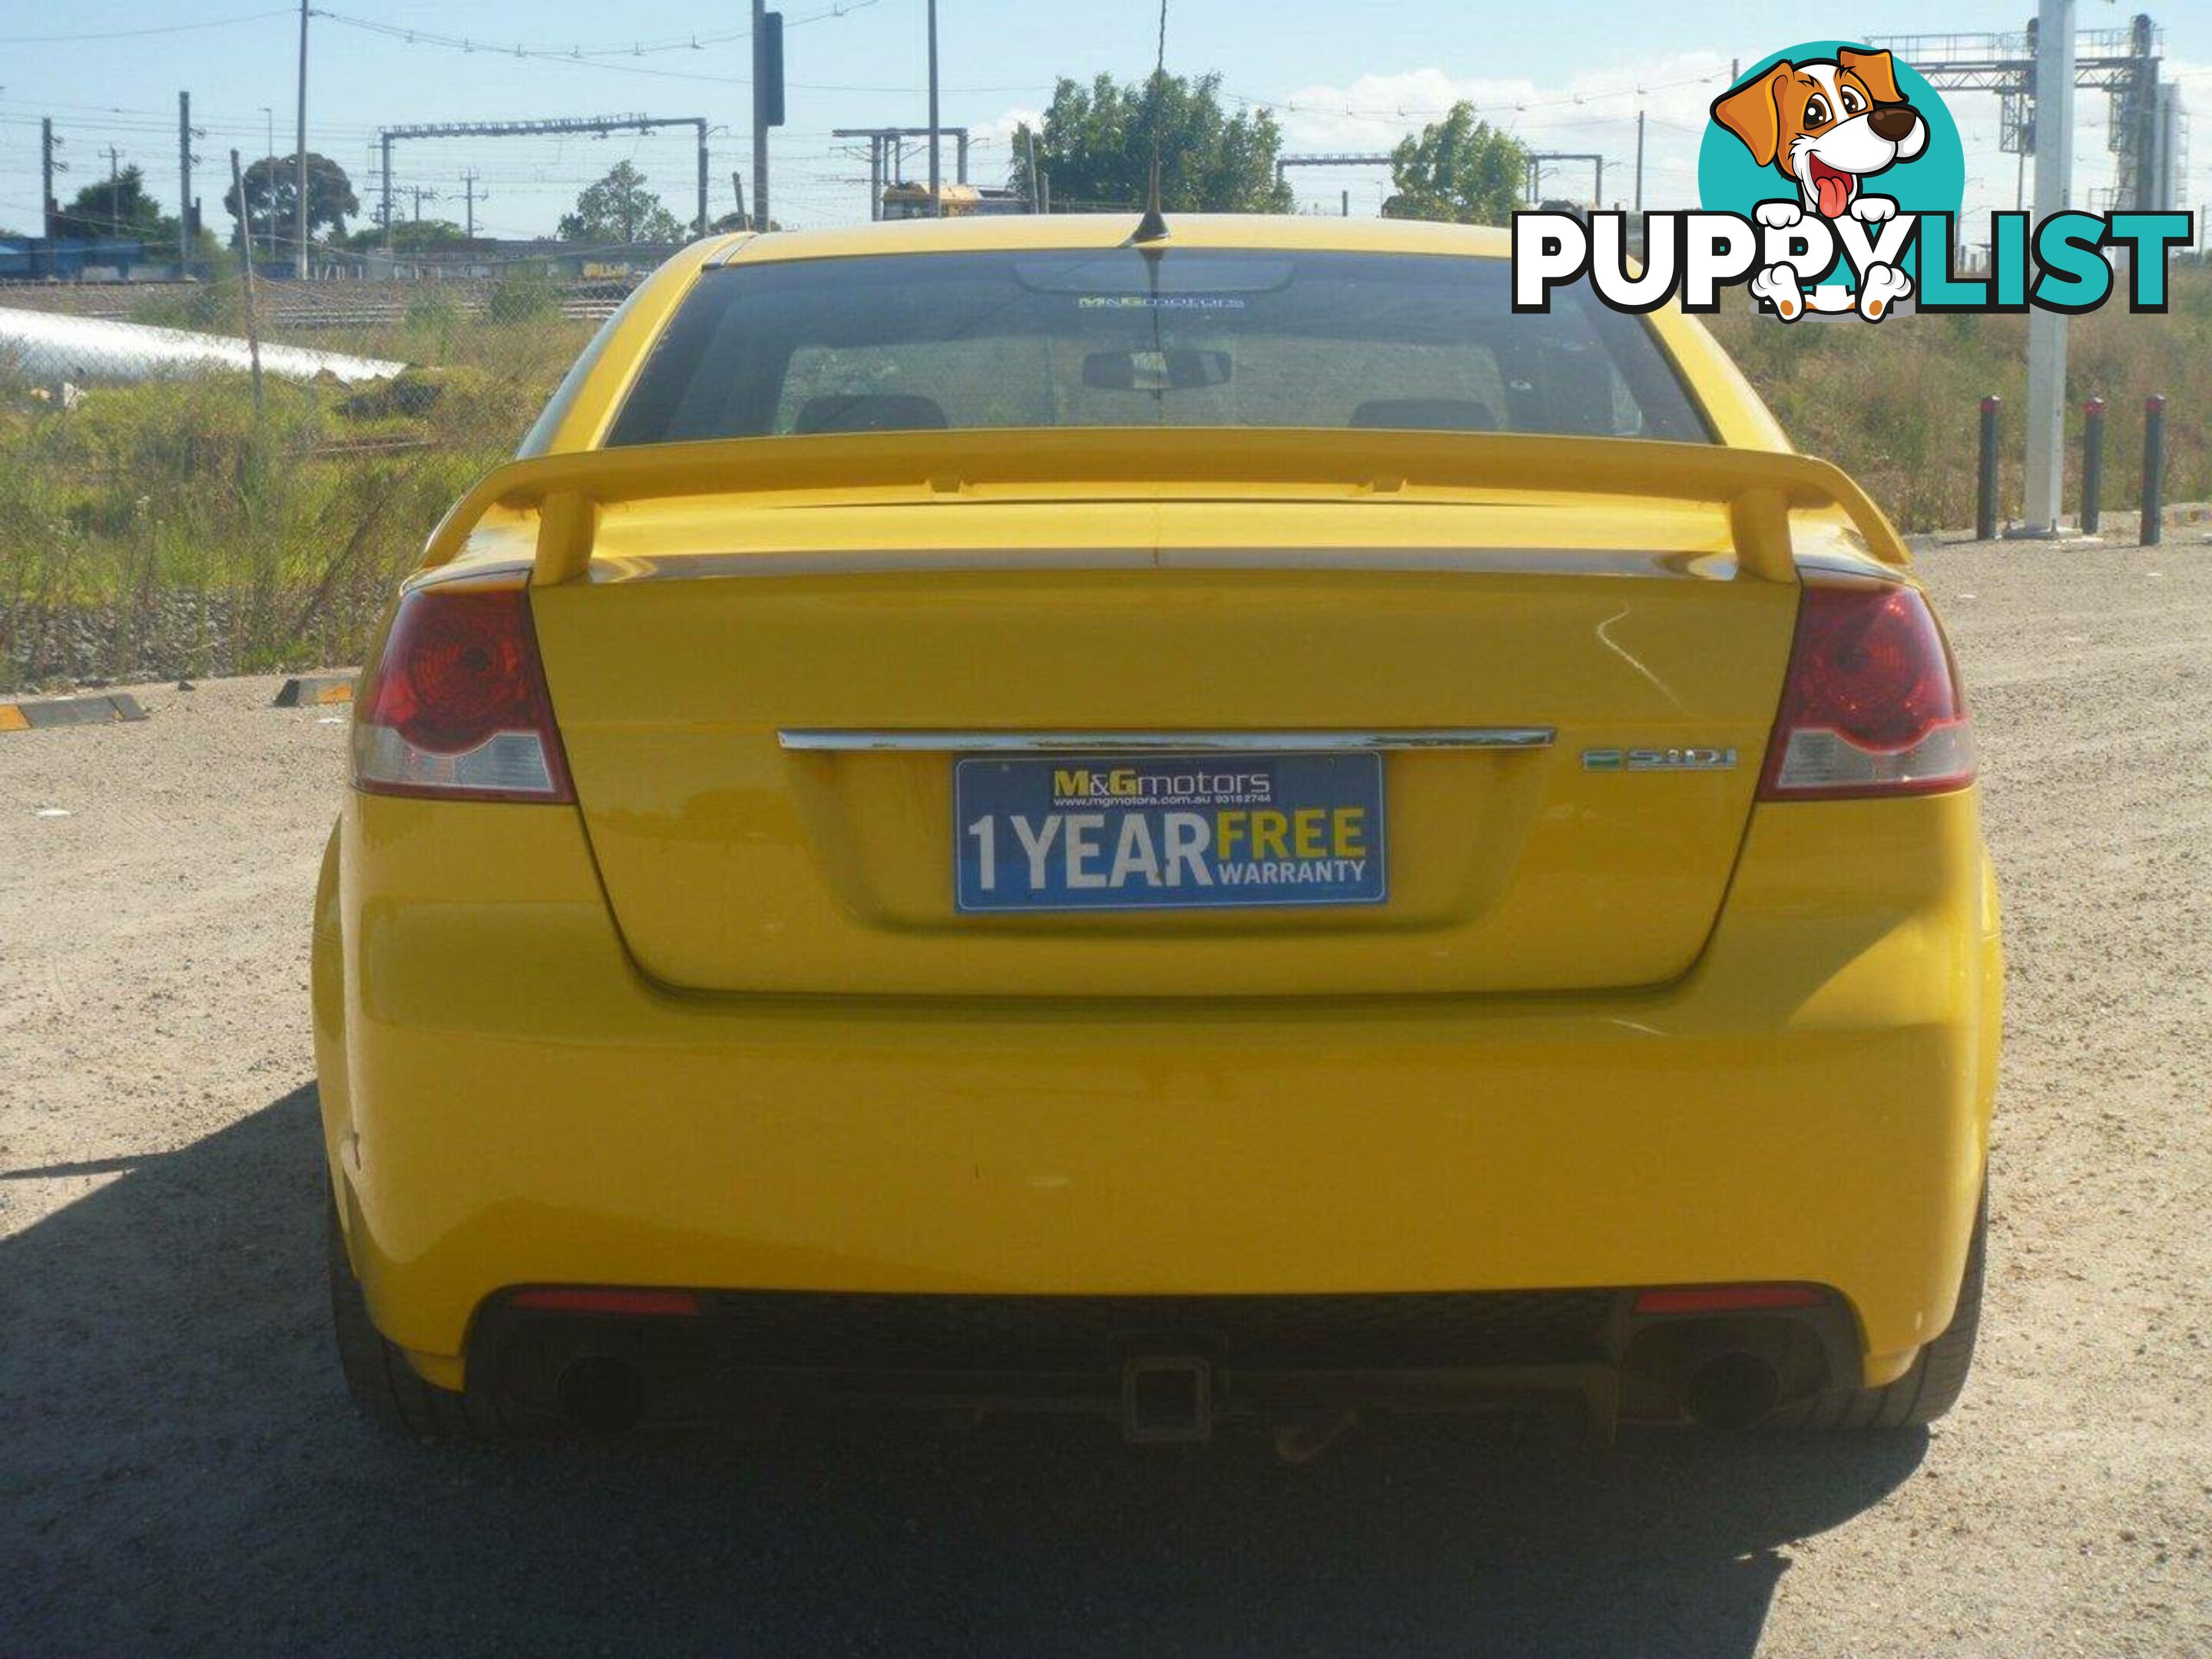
[3,534,2209,1657]
[2,582,393,694]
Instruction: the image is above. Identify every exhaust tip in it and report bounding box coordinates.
[1684,1350,1780,1431]
[555,1355,649,1435]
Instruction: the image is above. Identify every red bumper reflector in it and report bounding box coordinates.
[508,1287,702,1316]
[1633,1284,1827,1316]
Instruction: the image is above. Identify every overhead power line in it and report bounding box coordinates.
[1224,68,1724,123]
[308,7,1039,94]
[0,9,293,44]
[310,0,885,86]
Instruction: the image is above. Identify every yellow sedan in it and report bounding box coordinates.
[315,214,1998,1442]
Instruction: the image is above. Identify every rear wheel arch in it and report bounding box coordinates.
[327,1189,507,1441]
[1768,1184,1987,1430]
[310,817,354,1180]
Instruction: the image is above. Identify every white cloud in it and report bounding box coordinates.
[1257,53,1728,211]
[977,104,1045,169]
[1262,51,2203,224]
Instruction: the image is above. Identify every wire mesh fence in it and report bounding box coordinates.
[0,274,634,331]
[0,274,634,391]
[1,279,606,693]
[0,308,409,392]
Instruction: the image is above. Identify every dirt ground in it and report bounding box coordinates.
[3,533,2209,1658]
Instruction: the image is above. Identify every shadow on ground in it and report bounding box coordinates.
[2,1087,1925,1657]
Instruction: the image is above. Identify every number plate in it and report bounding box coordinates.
[955,752,1386,913]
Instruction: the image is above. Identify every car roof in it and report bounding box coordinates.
[704,214,1514,267]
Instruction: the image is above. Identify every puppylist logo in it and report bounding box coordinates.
[1513,41,2194,323]
[1707,45,1952,320]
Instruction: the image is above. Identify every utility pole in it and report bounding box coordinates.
[926,0,942,215]
[1341,187,1349,217]
[260,107,274,261]
[178,93,194,270]
[293,0,310,278]
[1634,108,1645,212]
[379,133,393,251]
[751,0,771,232]
[41,119,62,240]
[731,170,747,231]
[228,149,265,418]
[104,147,121,235]
[695,120,709,237]
[2022,0,2075,535]
[1023,127,1041,214]
[462,171,478,238]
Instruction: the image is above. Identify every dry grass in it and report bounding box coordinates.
[1707,265,2212,531]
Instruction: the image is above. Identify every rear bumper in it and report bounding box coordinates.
[313,789,2001,1391]
[465,1286,1866,1435]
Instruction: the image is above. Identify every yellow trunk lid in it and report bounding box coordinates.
[422,428,1911,997]
[525,491,1798,996]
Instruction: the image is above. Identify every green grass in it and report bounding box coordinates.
[0,298,592,688]
[2,267,2206,692]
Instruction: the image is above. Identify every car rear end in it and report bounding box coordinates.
[314,218,1999,1441]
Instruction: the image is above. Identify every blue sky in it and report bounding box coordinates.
[2,0,2207,240]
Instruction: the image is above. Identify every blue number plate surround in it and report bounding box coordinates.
[955,751,1386,914]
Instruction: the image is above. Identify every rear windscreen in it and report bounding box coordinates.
[604,249,1712,447]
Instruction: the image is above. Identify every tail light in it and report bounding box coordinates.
[353,575,574,803]
[1758,579,1974,800]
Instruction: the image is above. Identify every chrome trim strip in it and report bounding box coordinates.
[778,727,1555,753]
[588,547,1726,584]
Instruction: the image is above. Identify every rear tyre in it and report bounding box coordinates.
[326,1190,498,1441]
[1771,1190,1986,1430]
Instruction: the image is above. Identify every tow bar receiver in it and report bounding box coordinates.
[1122,1356,1214,1442]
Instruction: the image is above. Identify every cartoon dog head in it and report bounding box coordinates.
[1711,48,1927,218]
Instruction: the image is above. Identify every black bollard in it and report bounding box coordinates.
[2081,398,2105,535]
[1976,395,2000,541]
[2141,395,2166,548]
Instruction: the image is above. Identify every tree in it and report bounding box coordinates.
[341,218,469,254]
[55,165,176,242]
[1382,104,1529,225]
[225,154,359,249]
[558,162,685,243]
[1008,71,1293,215]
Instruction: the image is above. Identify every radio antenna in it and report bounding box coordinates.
[1132,0,1170,243]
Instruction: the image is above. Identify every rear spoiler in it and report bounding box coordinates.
[419,429,1910,587]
